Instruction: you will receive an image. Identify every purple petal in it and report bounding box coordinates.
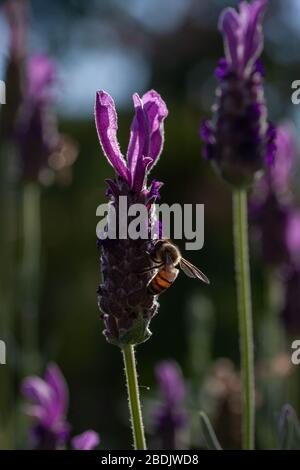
[219,0,267,76]
[72,430,100,450]
[127,93,149,191]
[127,90,168,192]
[141,90,168,170]
[95,91,131,184]
[45,363,69,423]
[239,0,267,72]
[22,377,52,408]
[218,8,240,70]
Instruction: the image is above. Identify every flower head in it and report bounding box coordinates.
[95,90,168,346]
[153,361,186,450]
[22,363,99,450]
[201,0,275,188]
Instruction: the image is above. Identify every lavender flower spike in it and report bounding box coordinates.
[22,363,70,450]
[201,0,275,188]
[153,361,187,450]
[95,90,168,346]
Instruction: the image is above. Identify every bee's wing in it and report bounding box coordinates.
[180,258,210,284]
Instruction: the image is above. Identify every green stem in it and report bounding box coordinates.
[233,189,255,450]
[21,183,41,377]
[122,345,146,450]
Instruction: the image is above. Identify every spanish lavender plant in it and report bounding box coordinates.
[201,0,275,188]
[153,361,187,450]
[251,124,300,334]
[95,89,168,449]
[22,363,100,450]
[200,0,274,450]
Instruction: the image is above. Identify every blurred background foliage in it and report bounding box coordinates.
[1,0,300,450]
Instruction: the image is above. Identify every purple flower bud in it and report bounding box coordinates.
[153,361,187,450]
[95,90,168,346]
[201,0,275,188]
[72,430,100,450]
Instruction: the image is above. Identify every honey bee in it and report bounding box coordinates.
[142,239,210,296]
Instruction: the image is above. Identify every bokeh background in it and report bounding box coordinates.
[1,0,300,450]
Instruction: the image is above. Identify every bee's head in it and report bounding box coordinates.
[163,242,180,265]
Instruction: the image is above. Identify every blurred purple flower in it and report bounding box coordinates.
[22,363,70,450]
[95,90,168,346]
[250,124,299,267]
[22,363,99,450]
[16,54,60,181]
[269,124,296,197]
[200,0,275,188]
[153,361,187,450]
[72,431,100,451]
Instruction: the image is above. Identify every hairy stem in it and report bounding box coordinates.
[233,189,255,450]
[122,345,146,450]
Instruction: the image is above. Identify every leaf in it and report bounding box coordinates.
[199,411,222,450]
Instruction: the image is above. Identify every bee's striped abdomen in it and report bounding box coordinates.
[148,270,174,295]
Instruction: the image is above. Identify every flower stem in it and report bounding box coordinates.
[233,189,255,450]
[21,183,41,377]
[122,345,146,450]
